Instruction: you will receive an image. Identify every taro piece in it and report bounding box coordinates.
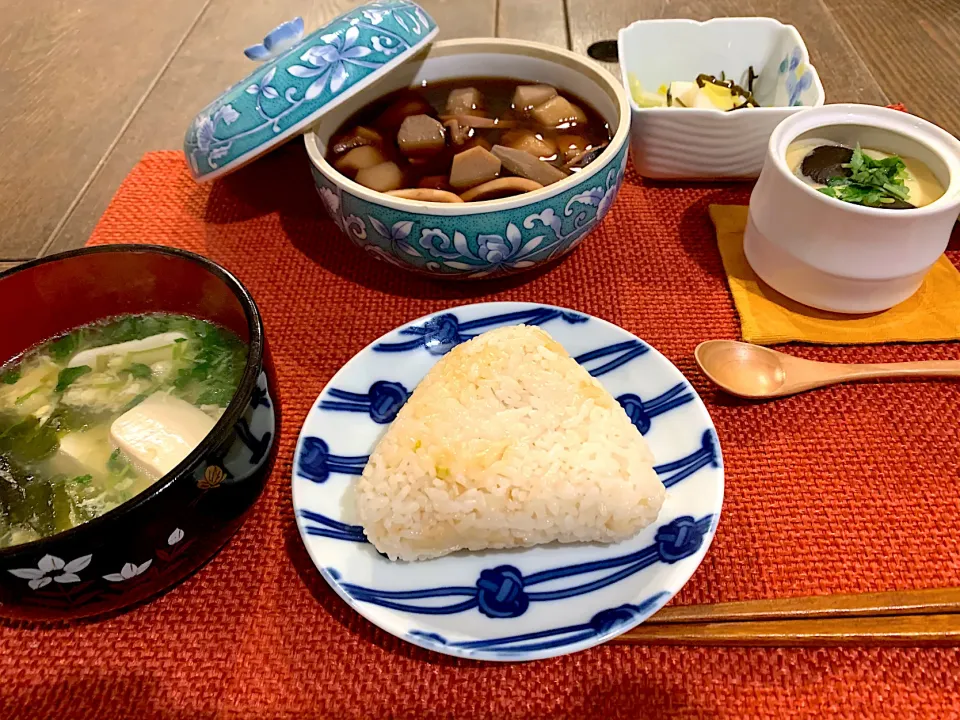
[355,162,404,192]
[334,145,386,175]
[501,129,557,160]
[513,85,558,112]
[398,115,446,157]
[449,146,502,190]
[446,87,483,116]
[556,134,589,163]
[531,95,587,128]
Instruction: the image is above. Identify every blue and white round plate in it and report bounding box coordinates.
[292,302,723,661]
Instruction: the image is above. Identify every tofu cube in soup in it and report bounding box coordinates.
[513,84,557,112]
[110,393,216,479]
[397,115,446,157]
[58,429,113,478]
[491,145,567,186]
[355,161,404,192]
[446,87,483,116]
[334,145,386,175]
[449,146,501,189]
[531,95,587,128]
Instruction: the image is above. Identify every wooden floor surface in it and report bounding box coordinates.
[1,0,957,262]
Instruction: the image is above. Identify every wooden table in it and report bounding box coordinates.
[1,0,957,267]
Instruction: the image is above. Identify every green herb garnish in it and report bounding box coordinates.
[126,363,153,379]
[48,335,79,362]
[1,370,20,385]
[73,474,93,486]
[107,448,138,480]
[55,365,92,393]
[107,448,125,473]
[818,144,911,208]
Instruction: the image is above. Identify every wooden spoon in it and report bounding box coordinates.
[695,339,960,400]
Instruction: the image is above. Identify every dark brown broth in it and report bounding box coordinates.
[327,77,612,195]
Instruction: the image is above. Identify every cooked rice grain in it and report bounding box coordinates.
[355,325,666,561]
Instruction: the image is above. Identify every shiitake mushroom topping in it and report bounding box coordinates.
[800,145,853,185]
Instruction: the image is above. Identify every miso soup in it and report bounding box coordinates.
[0,314,248,548]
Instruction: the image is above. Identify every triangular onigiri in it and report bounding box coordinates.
[356,325,666,561]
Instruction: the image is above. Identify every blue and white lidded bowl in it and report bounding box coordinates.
[184,2,438,181]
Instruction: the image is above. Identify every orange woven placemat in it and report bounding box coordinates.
[3,146,960,719]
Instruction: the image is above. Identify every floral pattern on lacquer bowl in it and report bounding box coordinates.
[0,246,279,621]
[309,143,628,279]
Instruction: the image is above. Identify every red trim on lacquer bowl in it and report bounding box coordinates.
[0,245,252,364]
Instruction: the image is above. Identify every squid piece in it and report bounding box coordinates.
[459,178,543,202]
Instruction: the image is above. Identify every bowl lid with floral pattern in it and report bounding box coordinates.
[184,2,438,182]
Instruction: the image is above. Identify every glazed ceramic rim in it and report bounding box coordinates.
[0,245,265,560]
[303,37,631,213]
[617,16,826,116]
[769,103,960,216]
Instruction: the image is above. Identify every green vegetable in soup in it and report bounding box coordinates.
[126,363,153,379]
[0,313,249,548]
[55,365,92,393]
[48,335,79,362]
[107,448,138,479]
[0,416,59,466]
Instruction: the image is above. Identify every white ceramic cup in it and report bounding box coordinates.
[744,104,960,313]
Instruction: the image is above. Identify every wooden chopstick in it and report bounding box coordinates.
[644,587,960,624]
[607,588,960,647]
[615,613,960,647]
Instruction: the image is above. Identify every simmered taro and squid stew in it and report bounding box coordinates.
[0,314,248,548]
[326,77,612,203]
